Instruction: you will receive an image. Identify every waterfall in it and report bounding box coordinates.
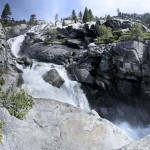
[7,27,150,140]
[7,34,90,112]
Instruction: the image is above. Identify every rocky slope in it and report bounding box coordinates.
[0,23,22,94]
[0,21,150,149]
[19,20,150,126]
[0,98,132,150]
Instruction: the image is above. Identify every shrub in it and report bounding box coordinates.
[130,23,144,40]
[97,25,113,38]
[0,78,5,86]
[43,28,58,36]
[0,122,4,143]
[96,36,114,44]
[113,30,122,40]
[143,33,150,41]
[118,33,131,42]
[0,89,34,120]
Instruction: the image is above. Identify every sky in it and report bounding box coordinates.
[0,0,150,22]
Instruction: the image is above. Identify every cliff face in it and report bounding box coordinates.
[0,23,22,94]
[0,22,149,149]
[19,22,150,127]
[20,23,150,102]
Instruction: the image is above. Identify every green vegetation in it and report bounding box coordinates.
[130,23,143,40]
[97,25,112,37]
[142,13,150,28]
[0,78,5,86]
[0,89,34,120]
[78,11,83,20]
[42,28,69,44]
[143,33,150,40]
[28,14,37,26]
[113,29,123,40]
[43,28,58,36]
[83,7,94,23]
[1,3,11,23]
[55,13,58,26]
[72,9,77,23]
[96,22,150,45]
[62,20,66,26]
[1,3,12,27]
[89,9,94,21]
[0,122,4,143]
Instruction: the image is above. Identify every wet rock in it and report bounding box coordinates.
[20,42,76,65]
[67,67,94,84]
[43,69,65,88]
[16,57,33,68]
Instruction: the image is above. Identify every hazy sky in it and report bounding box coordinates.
[0,0,150,21]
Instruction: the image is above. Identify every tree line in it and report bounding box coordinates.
[0,3,38,27]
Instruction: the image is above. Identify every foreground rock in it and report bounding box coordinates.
[0,98,132,150]
[43,69,65,88]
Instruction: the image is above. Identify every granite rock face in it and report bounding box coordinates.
[0,98,132,150]
[0,23,22,94]
[4,24,28,39]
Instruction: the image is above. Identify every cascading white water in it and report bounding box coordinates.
[7,26,150,140]
[7,33,90,112]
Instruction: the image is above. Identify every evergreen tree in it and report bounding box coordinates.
[89,9,94,21]
[117,8,122,17]
[72,9,77,23]
[106,15,111,20]
[83,7,90,23]
[55,14,58,27]
[62,20,66,26]
[28,14,36,26]
[55,14,58,22]
[1,3,12,20]
[78,11,83,20]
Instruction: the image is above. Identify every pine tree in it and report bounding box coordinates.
[72,9,77,23]
[62,20,66,26]
[89,9,94,21]
[28,14,36,26]
[83,7,90,23]
[78,11,83,20]
[106,15,111,20]
[1,3,12,20]
[117,8,122,17]
[55,14,58,22]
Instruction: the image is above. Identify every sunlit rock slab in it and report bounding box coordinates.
[0,98,132,150]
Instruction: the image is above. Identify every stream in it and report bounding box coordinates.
[7,27,150,141]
